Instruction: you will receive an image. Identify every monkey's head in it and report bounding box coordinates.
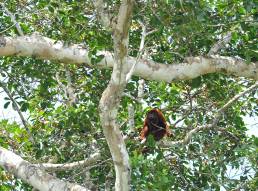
[147,110,159,124]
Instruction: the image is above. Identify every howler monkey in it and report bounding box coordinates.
[140,108,171,143]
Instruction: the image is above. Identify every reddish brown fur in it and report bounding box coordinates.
[140,109,171,141]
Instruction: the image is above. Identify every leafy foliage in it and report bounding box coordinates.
[0,0,257,190]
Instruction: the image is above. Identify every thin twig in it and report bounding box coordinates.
[36,152,101,171]
[0,3,24,36]
[0,23,16,34]
[208,31,232,55]
[207,20,257,27]
[126,20,156,82]
[161,82,258,146]
[0,81,34,143]
[126,20,146,82]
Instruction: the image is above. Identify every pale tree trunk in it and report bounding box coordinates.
[98,0,134,191]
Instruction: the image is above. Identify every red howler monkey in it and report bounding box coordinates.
[140,108,171,143]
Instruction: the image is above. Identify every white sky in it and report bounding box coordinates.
[244,115,258,136]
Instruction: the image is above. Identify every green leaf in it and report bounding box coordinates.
[3,102,10,109]
[254,137,258,146]
[48,6,55,13]
[20,102,29,112]
[190,77,202,88]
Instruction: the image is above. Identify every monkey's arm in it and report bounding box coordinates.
[165,124,173,137]
[140,125,148,143]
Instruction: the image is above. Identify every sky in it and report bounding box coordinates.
[244,115,258,137]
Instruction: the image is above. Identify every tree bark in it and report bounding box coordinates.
[0,36,257,81]
[98,0,134,190]
[0,147,89,191]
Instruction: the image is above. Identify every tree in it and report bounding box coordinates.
[0,0,257,190]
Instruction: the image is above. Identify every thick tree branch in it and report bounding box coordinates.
[55,68,78,106]
[92,0,112,29]
[161,82,258,146]
[137,79,145,102]
[0,34,91,65]
[0,147,90,191]
[127,104,135,133]
[0,35,257,81]
[36,152,101,171]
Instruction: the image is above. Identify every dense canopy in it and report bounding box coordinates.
[0,1,257,191]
